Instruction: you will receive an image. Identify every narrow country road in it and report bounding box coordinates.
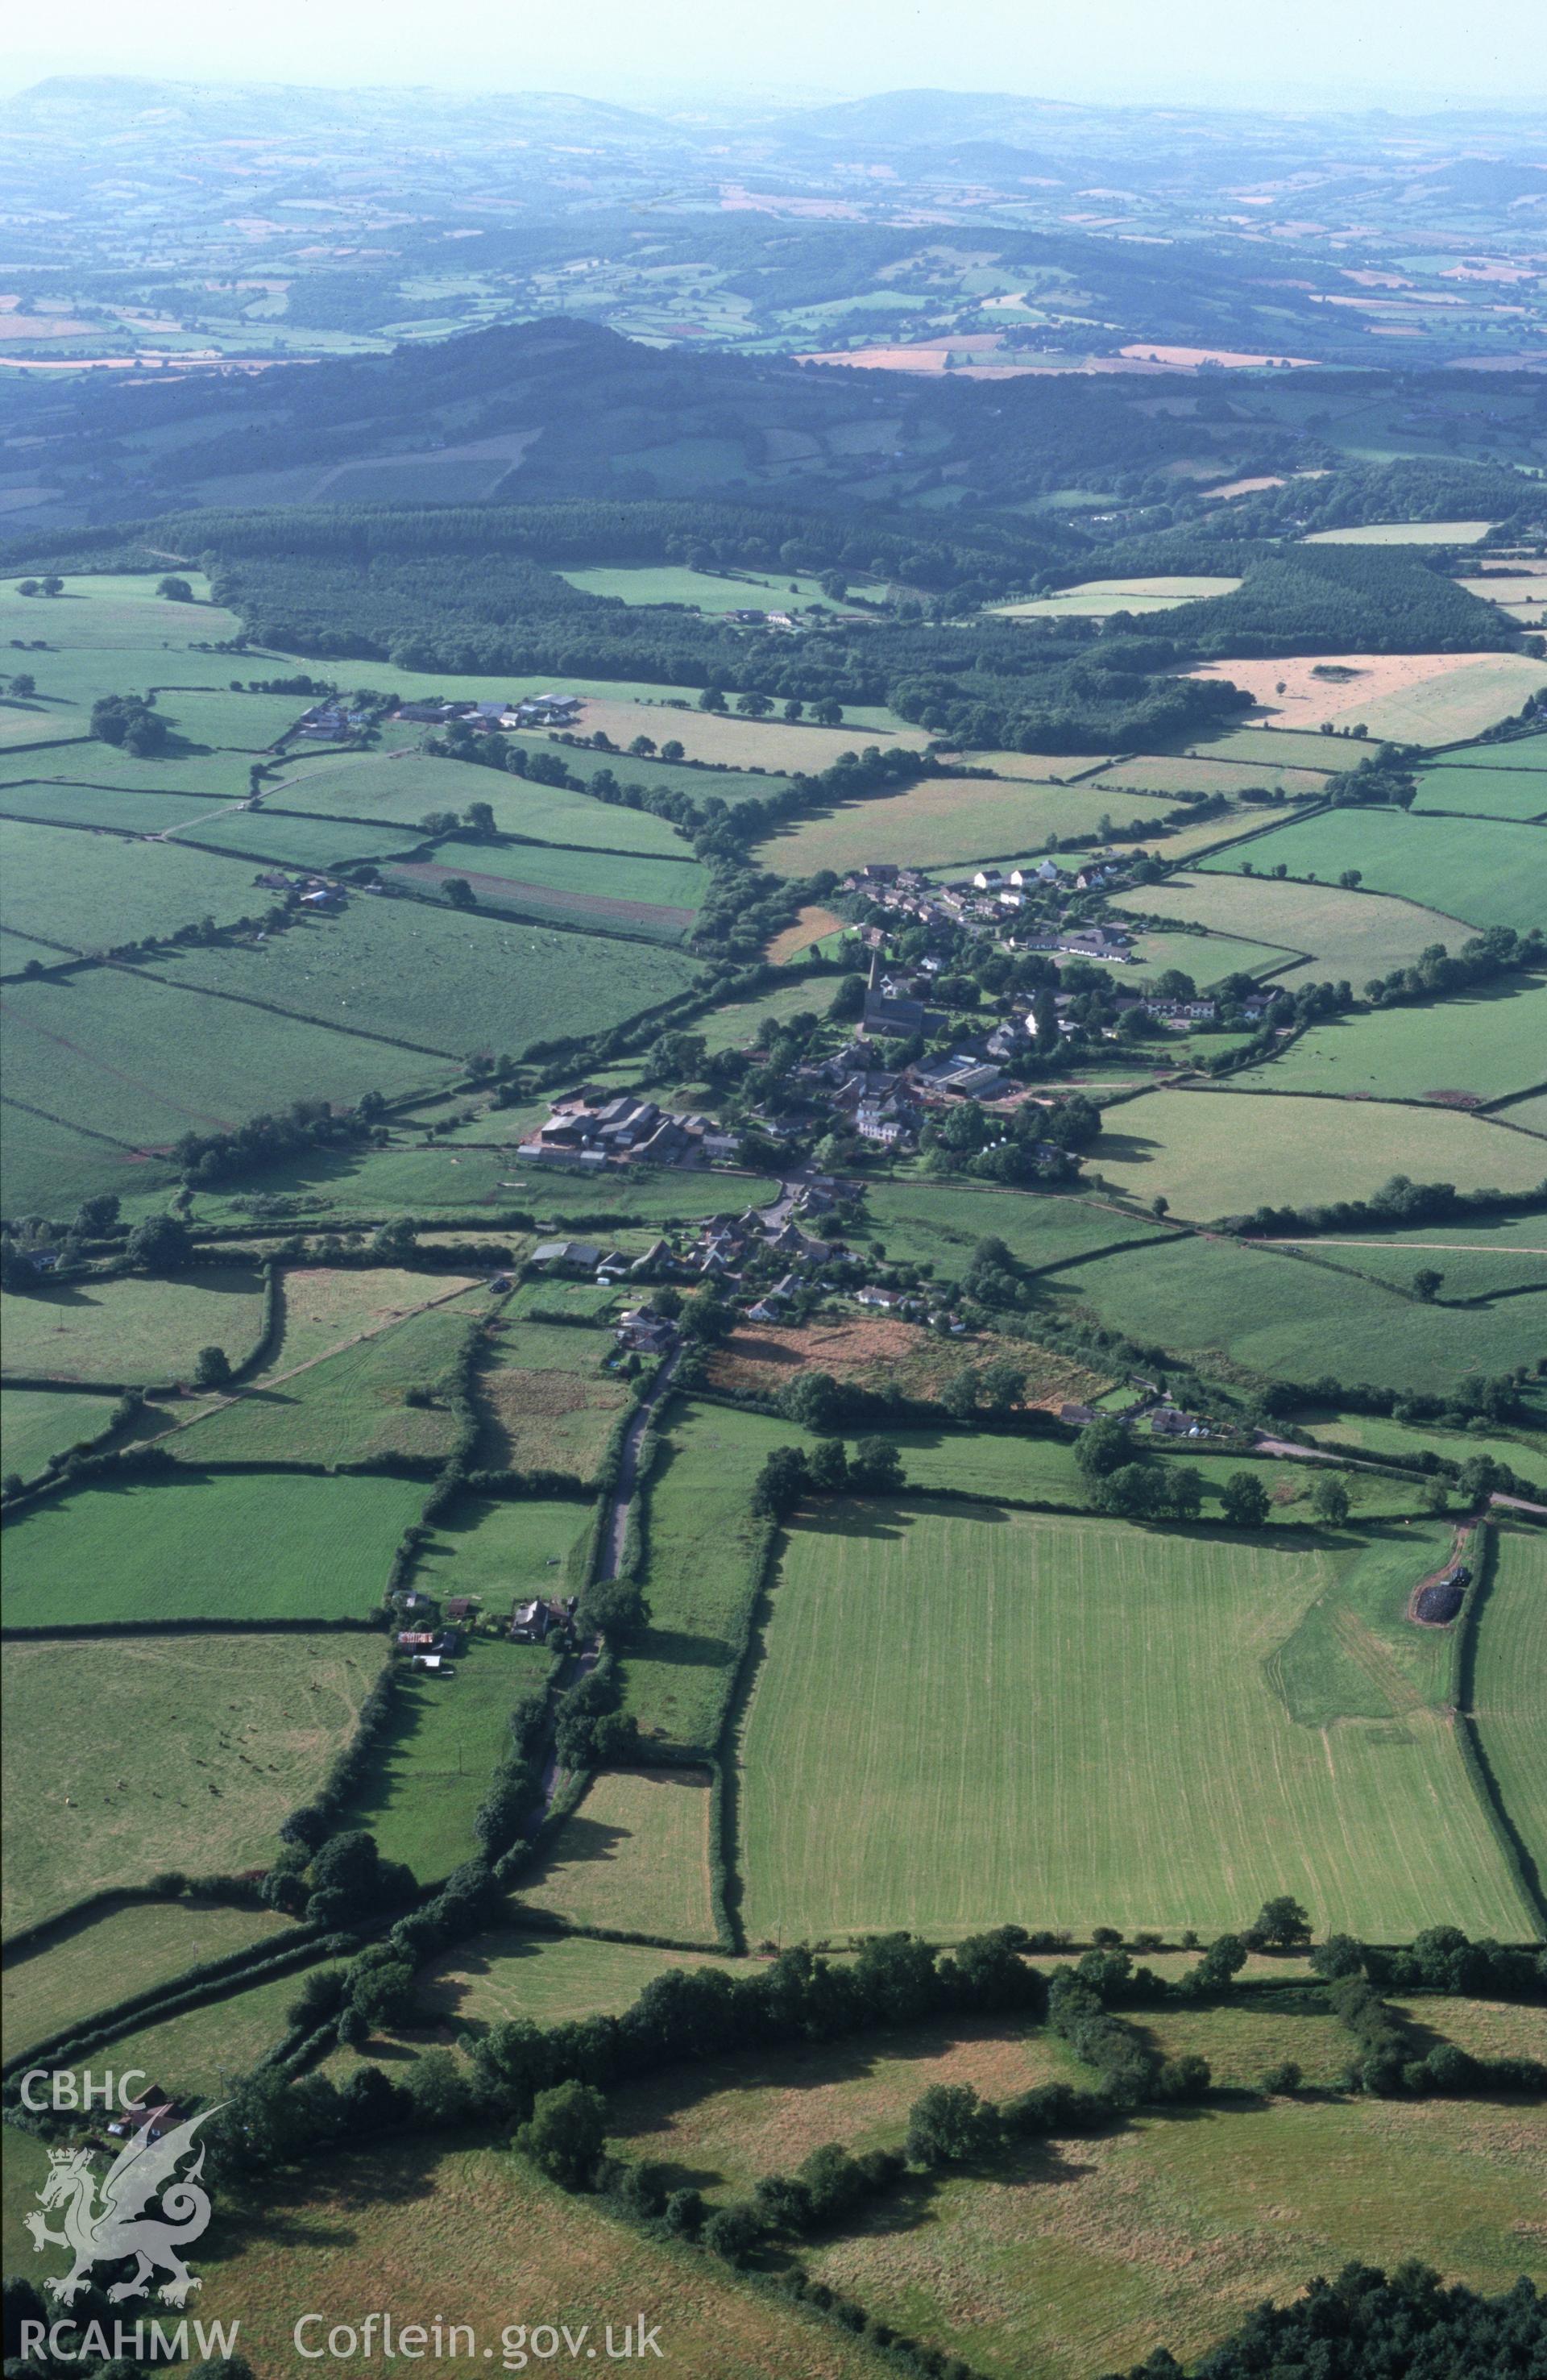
[597,1346,680,1582]
[530,1344,681,1827]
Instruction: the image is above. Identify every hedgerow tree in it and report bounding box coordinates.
[514,2081,607,2189]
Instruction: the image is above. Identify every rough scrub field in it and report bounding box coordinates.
[0,1471,428,1626]
[478,1317,631,1477]
[706,1316,1101,1414]
[0,1630,385,1930]
[736,1502,1534,1942]
[516,1767,720,1945]
[1199,807,1547,936]
[420,1932,731,2035]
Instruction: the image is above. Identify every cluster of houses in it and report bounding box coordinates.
[251,869,348,912]
[396,1624,464,1673]
[1059,1394,1220,1439]
[295,699,374,741]
[392,692,584,732]
[516,1094,741,1176]
[842,858,1140,942]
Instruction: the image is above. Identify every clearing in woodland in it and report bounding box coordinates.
[736,1502,1533,1942]
[0,1630,385,1930]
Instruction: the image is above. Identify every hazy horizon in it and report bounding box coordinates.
[7,0,1547,113]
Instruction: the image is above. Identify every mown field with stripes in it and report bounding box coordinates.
[736,1503,1535,1944]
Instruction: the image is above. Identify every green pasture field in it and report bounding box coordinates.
[0,739,273,804]
[175,2143,881,2380]
[253,1263,486,1377]
[696,970,844,1052]
[754,775,1176,877]
[1044,1232,1544,1394]
[1304,518,1495,543]
[1125,926,1302,985]
[1495,1089,1547,1135]
[861,1180,1174,1278]
[1188,726,1386,771]
[517,693,920,777]
[1296,1409,1547,1487]
[0,1385,128,1478]
[995,589,1218,617]
[385,841,705,942]
[1091,1086,1547,1219]
[1226,979,1547,1105]
[1201,806,1547,936]
[1433,732,1547,772]
[0,1105,176,1222]
[479,1318,631,1476]
[1111,870,1477,990]
[875,1426,1087,1506]
[737,1502,1532,1941]
[172,809,426,868]
[420,1930,731,2035]
[0,1629,384,1929]
[475,733,799,812]
[2,1900,292,2062]
[532,1170,781,1226]
[40,1964,309,2104]
[345,1634,551,1887]
[805,2095,1547,2380]
[1281,1236,1547,1307]
[2,966,454,1165]
[151,687,309,750]
[0,571,232,639]
[555,562,831,612]
[268,750,695,854]
[143,897,698,1061]
[0,1263,263,1385]
[517,1766,720,1943]
[184,1141,538,1223]
[0,710,89,750]
[624,1398,794,1751]
[404,1493,595,1612]
[0,779,239,835]
[1472,1522,1547,1885]
[0,819,272,953]
[0,1471,427,1627]
[1411,763,1547,820]
[169,1290,481,1466]
[1087,755,1332,801]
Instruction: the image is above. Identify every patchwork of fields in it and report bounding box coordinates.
[1110,869,1476,989]
[737,1503,1534,1941]
[757,771,1177,874]
[1221,978,1547,1104]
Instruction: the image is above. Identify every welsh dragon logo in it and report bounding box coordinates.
[26,2108,222,2307]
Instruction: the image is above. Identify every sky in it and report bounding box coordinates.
[8,0,1547,110]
